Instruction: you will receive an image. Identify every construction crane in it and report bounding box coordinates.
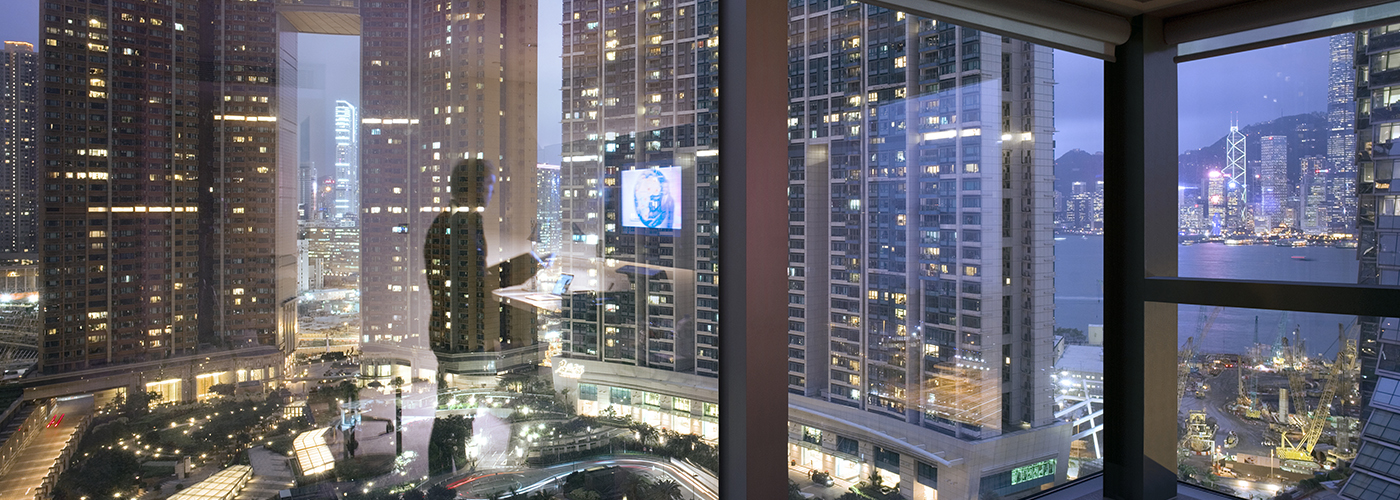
[1179,307,1223,404]
[1285,326,1308,426]
[1277,323,1357,464]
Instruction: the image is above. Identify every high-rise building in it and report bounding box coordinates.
[303,222,360,291]
[1329,33,1358,234]
[536,163,562,260]
[1300,155,1327,233]
[1259,135,1289,228]
[786,2,1056,438]
[1065,181,1104,233]
[0,42,37,256]
[776,6,1068,498]
[556,0,721,377]
[1346,26,1398,500]
[1207,170,1226,236]
[37,0,299,373]
[358,0,539,378]
[299,118,316,220]
[1225,122,1248,233]
[332,100,358,222]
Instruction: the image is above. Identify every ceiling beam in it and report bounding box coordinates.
[865,0,1131,60]
[1163,0,1393,45]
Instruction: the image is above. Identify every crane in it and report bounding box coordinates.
[1285,327,1308,425]
[1276,323,1357,464]
[1179,307,1222,404]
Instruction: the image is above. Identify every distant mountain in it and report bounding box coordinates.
[1054,149,1104,195]
[538,143,562,165]
[1178,112,1328,191]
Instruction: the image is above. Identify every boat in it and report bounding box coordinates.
[1291,255,1311,261]
[1335,240,1359,249]
[1274,238,1307,247]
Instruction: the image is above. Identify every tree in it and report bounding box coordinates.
[345,427,359,457]
[402,490,427,500]
[1055,327,1088,344]
[650,479,685,500]
[428,415,472,474]
[338,380,359,402]
[622,474,655,500]
[71,448,141,498]
[789,480,805,500]
[392,376,405,455]
[426,485,456,500]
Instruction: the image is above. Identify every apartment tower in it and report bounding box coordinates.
[557,0,722,377]
[37,0,299,373]
[1,42,38,256]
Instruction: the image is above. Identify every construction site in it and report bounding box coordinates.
[1178,308,1362,497]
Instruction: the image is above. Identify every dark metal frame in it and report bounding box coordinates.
[1102,13,1400,500]
[717,1,789,499]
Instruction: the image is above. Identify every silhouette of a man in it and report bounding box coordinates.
[425,160,537,355]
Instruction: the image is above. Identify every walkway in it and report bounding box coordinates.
[239,446,297,499]
[0,397,94,500]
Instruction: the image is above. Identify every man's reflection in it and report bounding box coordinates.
[426,159,539,356]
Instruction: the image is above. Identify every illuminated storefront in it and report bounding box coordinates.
[145,379,183,405]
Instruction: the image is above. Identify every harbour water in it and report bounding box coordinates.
[1053,235,1358,359]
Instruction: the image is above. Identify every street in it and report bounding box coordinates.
[439,455,718,500]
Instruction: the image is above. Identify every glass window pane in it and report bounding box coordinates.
[9,0,721,498]
[1175,306,1362,499]
[1176,35,1366,285]
[784,3,1103,499]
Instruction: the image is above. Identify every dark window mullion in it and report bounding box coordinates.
[1143,277,1400,317]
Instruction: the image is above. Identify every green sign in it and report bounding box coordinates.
[1010,459,1056,485]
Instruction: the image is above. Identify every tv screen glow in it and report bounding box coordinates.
[620,166,683,230]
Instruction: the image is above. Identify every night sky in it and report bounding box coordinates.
[0,0,1333,158]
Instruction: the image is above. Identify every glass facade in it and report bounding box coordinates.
[4,1,1400,499]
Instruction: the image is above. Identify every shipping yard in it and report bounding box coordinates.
[1178,310,1361,498]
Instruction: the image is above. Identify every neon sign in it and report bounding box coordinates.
[557,360,586,379]
[1010,458,1055,485]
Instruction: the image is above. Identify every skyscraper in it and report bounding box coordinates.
[1259,135,1289,228]
[1207,170,1226,236]
[299,117,316,220]
[785,3,1055,438]
[0,41,37,256]
[37,0,299,373]
[332,100,358,222]
[1224,122,1248,233]
[557,0,721,377]
[1328,33,1358,234]
[535,163,562,261]
[358,0,540,378]
[1300,155,1327,233]
[777,7,1067,498]
[1345,26,1398,500]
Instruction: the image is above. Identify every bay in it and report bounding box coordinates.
[1052,235,1359,359]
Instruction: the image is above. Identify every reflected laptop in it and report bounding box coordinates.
[552,274,574,295]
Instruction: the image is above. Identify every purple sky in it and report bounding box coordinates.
[0,0,1330,158]
[0,1,38,47]
[1178,38,1331,152]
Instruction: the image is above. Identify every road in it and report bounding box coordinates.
[441,456,718,500]
[0,396,93,500]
